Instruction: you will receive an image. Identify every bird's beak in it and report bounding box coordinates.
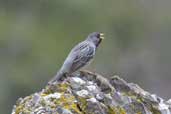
[100,33,105,40]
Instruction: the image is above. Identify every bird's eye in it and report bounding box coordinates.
[96,34,100,38]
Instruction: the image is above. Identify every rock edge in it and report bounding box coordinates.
[12,71,171,114]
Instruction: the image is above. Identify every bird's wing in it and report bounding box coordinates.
[70,41,95,72]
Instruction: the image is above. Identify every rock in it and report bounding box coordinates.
[11,70,171,114]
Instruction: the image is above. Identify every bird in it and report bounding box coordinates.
[49,32,104,84]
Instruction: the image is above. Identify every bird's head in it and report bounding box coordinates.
[86,32,105,47]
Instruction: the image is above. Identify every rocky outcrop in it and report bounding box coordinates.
[12,70,171,114]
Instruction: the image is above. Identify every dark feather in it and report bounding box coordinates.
[70,41,95,72]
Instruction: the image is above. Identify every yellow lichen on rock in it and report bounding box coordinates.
[54,93,83,114]
[108,106,126,114]
[12,71,171,114]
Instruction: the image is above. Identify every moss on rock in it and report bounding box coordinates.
[12,71,171,114]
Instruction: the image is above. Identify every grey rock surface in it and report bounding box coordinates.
[12,71,171,114]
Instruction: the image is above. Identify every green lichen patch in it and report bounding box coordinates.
[76,97,87,113]
[108,106,126,114]
[44,83,70,94]
[12,71,171,114]
[53,93,83,114]
[14,96,32,114]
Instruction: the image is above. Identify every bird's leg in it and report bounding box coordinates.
[92,66,96,74]
[47,72,68,85]
[89,64,96,74]
[60,72,69,81]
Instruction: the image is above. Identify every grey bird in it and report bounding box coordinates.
[49,32,104,84]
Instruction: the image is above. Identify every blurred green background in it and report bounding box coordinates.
[1,0,171,113]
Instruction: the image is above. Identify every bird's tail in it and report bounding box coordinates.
[48,71,64,84]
